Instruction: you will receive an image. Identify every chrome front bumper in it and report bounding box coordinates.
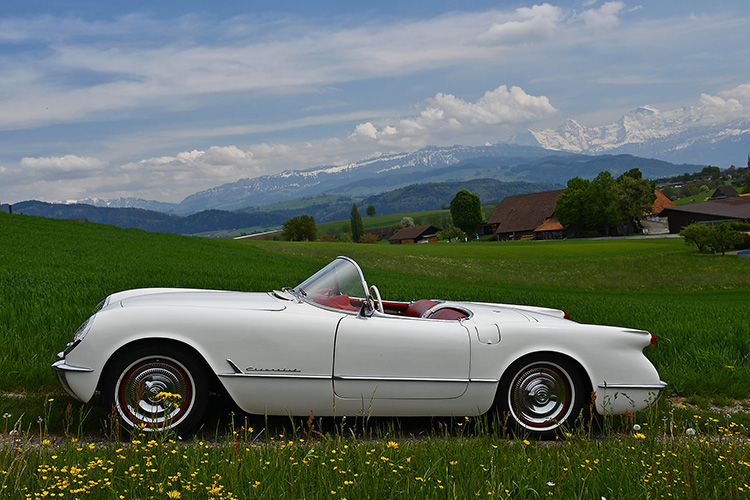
[51,359,93,402]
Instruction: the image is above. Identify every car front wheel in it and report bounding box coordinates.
[497,355,586,439]
[102,345,208,434]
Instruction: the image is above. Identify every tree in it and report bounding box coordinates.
[400,217,415,227]
[557,169,655,235]
[350,204,364,243]
[660,186,676,200]
[437,225,465,241]
[450,190,483,236]
[281,215,317,241]
[616,169,656,224]
[588,171,622,233]
[359,233,379,244]
[366,205,376,217]
[701,165,721,180]
[679,223,712,253]
[680,223,743,255]
[711,223,743,256]
[555,177,592,228]
[556,175,620,232]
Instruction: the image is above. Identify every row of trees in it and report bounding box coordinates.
[658,164,750,200]
[555,169,656,234]
[284,191,486,243]
[680,222,750,256]
[283,167,683,243]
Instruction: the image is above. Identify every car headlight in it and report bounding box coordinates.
[92,297,109,314]
[61,315,95,356]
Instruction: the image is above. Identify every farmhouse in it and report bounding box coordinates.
[486,189,566,241]
[659,196,750,233]
[388,225,441,244]
[710,185,739,200]
[648,189,676,215]
[487,188,675,240]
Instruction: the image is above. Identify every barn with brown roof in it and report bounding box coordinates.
[648,189,676,215]
[388,225,441,244]
[486,189,566,241]
[658,196,750,233]
[487,188,675,240]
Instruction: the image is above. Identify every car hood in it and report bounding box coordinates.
[108,288,286,312]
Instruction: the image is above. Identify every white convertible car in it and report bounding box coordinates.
[53,256,666,438]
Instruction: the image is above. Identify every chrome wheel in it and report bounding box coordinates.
[117,356,194,429]
[510,362,573,429]
[103,346,208,434]
[498,356,586,438]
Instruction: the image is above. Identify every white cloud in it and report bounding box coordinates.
[580,2,625,31]
[695,84,750,122]
[477,3,564,45]
[350,85,558,146]
[20,155,108,173]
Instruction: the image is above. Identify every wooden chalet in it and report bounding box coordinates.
[388,225,441,244]
[486,190,566,241]
[388,226,441,245]
[487,188,675,240]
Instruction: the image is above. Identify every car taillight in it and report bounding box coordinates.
[563,311,570,320]
[649,333,657,346]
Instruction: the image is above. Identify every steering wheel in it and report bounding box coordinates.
[369,285,384,314]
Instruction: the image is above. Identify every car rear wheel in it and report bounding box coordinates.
[497,355,586,439]
[102,345,208,435]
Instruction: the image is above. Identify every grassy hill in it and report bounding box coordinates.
[2,210,749,404]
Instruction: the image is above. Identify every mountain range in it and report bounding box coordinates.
[4,145,705,235]
[5,179,560,235]
[527,106,750,167]
[174,145,699,215]
[53,98,750,217]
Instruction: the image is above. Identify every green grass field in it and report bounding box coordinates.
[2,210,749,398]
[3,211,750,498]
[316,209,451,234]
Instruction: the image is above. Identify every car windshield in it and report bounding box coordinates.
[293,257,368,310]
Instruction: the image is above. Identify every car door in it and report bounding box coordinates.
[333,314,471,400]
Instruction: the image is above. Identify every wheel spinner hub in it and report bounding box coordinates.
[119,358,192,428]
[511,363,572,428]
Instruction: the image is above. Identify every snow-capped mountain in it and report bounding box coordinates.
[529,106,750,166]
[65,142,697,214]
[176,143,549,213]
[69,197,179,213]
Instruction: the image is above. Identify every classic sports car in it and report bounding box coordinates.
[53,256,666,438]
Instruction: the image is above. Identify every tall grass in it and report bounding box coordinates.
[0,213,312,391]
[2,212,750,497]
[2,405,750,499]
[251,238,750,398]
[2,211,749,400]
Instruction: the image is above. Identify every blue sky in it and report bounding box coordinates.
[1,1,749,204]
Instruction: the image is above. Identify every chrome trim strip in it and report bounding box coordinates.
[598,381,668,390]
[335,375,498,384]
[216,372,498,383]
[218,372,330,380]
[51,360,93,373]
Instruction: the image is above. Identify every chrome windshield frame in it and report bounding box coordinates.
[291,256,370,307]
